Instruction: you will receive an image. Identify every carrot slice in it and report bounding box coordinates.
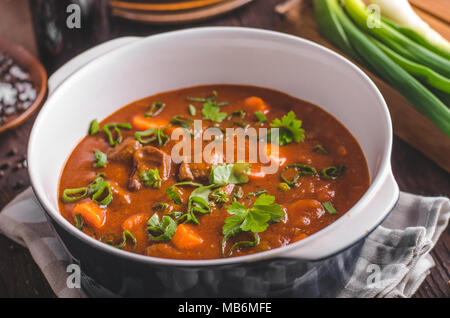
[292,233,308,242]
[72,201,106,229]
[172,224,203,250]
[244,96,269,114]
[132,116,170,131]
[337,145,347,156]
[289,199,323,212]
[122,213,149,232]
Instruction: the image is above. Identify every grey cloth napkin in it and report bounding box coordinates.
[0,187,448,298]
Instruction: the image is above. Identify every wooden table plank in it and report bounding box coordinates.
[410,0,450,24]
[413,6,450,41]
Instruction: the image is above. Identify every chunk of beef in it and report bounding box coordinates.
[109,181,132,206]
[128,146,171,191]
[178,162,211,181]
[107,137,142,162]
[177,151,223,181]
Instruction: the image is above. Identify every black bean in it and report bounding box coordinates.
[7,148,17,157]
[14,180,24,189]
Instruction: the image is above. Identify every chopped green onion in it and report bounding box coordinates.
[87,174,106,194]
[152,202,169,211]
[145,101,165,117]
[62,175,113,206]
[281,164,317,187]
[278,182,290,191]
[312,144,329,155]
[188,104,196,116]
[247,190,268,197]
[74,214,84,230]
[222,232,260,257]
[168,211,183,220]
[322,201,337,215]
[94,150,107,168]
[187,90,218,103]
[62,187,88,203]
[174,181,204,187]
[254,111,267,123]
[104,123,132,147]
[320,165,346,179]
[114,230,137,250]
[91,181,113,206]
[228,110,246,120]
[139,168,161,189]
[147,214,177,241]
[165,186,183,205]
[134,127,169,146]
[89,119,100,136]
[170,115,193,129]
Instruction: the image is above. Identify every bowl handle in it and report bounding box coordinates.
[277,171,400,261]
[48,37,141,95]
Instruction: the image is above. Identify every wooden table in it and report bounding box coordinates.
[0,0,448,297]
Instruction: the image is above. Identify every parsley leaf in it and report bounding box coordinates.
[189,90,229,122]
[221,194,285,256]
[202,101,228,122]
[269,111,305,146]
[209,163,251,186]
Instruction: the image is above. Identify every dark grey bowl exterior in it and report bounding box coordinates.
[45,212,363,297]
[35,181,399,298]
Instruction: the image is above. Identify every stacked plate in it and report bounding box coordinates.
[109,0,254,24]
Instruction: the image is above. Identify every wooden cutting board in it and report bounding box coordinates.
[110,0,253,24]
[276,0,450,173]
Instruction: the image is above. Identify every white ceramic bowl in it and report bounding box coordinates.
[29,28,398,268]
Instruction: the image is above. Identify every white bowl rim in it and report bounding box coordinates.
[28,26,393,267]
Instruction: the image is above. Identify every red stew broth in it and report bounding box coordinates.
[58,85,369,260]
